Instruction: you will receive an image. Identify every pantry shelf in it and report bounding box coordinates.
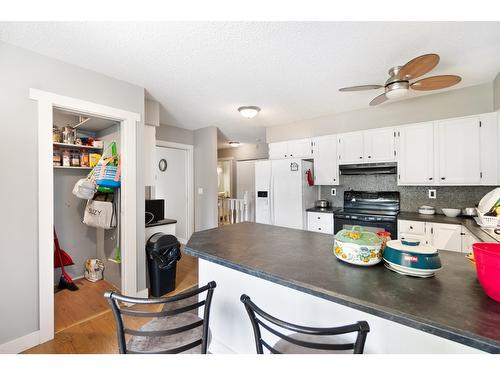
[53,142,103,151]
[54,166,93,170]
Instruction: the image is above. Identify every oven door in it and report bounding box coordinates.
[334,214,397,239]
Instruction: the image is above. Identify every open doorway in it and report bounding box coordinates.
[31,89,141,347]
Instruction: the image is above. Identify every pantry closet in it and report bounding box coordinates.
[53,108,122,332]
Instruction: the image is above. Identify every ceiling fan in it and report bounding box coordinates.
[339,53,462,106]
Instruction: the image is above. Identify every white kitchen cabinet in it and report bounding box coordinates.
[363,128,396,163]
[479,112,498,185]
[268,139,312,159]
[307,212,334,234]
[287,138,313,158]
[461,227,480,254]
[398,219,431,245]
[268,141,288,159]
[428,222,463,252]
[397,122,435,185]
[338,132,364,164]
[312,135,338,185]
[437,117,481,185]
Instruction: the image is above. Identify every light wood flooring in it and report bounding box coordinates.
[24,254,198,354]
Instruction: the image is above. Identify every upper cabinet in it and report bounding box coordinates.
[363,128,396,163]
[397,122,435,185]
[312,135,338,185]
[268,138,312,159]
[338,128,395,165]
[437,116,481,185]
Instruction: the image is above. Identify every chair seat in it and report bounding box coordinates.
[272,333,354,354]
[128,312,209,354]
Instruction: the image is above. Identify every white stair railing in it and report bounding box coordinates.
[218,194,249,225]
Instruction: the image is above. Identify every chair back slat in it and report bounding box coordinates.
[124,319,203,337]
[105,281,216,354]
[241,294,369,354]
[126,339,203,355]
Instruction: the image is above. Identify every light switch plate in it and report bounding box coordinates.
[428,189,436,199]
[198,187,204,195]
[331,188,337,196]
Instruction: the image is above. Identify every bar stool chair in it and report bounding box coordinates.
[105,281,216,354]
[240,294,370,354]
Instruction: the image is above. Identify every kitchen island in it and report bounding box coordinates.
[185,222,500,354]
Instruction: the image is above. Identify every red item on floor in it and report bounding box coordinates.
[473,243,500,302]
[54,228,75,268]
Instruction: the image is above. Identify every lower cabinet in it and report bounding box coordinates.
[398,219,478,253]
[307,212,333,234]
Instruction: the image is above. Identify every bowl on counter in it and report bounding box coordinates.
[383,240,442,277]
[333,226,383,266]
[461,207,477,217]
[442,208,461,217]
[418,205,435,215]
[473,243,500,302]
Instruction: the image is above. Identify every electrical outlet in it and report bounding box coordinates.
[331,188,337,196]
[428,189,436,199]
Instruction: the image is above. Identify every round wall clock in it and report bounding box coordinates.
[158,158,168,172]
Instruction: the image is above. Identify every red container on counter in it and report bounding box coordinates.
[473,243,500,302]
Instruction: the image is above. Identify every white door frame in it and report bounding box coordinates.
[30,88,141,345]
[155,140,194,243]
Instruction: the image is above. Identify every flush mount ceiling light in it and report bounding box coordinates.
[238,106,261,119]
[229,141,240,148]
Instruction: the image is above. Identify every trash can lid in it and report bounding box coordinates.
[146,233,180,252]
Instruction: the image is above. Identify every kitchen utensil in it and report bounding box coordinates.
[383,239,442,277]
[333,226,383,266]
[315,199,330,208]
[473,243,500,302]
[442,208,461,217]
[418,205,435,215]
[461,207,476,217]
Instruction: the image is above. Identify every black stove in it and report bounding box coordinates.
[334,191,400,237]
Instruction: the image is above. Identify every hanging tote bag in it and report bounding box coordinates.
[83,198,117,229]
[94,157,121,189]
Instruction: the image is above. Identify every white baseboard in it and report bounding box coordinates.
[0,330,40,354]
[136,288,149,298]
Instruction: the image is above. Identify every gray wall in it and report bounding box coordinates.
[194,127,218,231]
[217,143,269,161]
[156,123,194,145]
[0,41,145,346]
[319,174,495,213]
[267,83,494,142]
[494,72,500,110]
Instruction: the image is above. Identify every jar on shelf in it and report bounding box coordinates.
[53,126,63,143]
[62,150,71,167]
[53,149,62,166]
[80,150,89,167]
[71,150,81,167]
[62,125,76,144]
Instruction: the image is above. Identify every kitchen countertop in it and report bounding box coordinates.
[185,222,500,353]
[306,206,342,213]
[145,218,177,228]
[398,212,497,243]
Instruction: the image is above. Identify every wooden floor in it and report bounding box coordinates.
[24,254,198,354]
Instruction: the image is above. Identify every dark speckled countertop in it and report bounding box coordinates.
[185,222,500,353]
[306,206,342,213]
[398,212,498,243]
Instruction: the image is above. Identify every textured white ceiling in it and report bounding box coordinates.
[1,22,500,144]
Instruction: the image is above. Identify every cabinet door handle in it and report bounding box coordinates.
[410,226,413,229]
[441,177,446,180]
[368,155,371,159]
[317,217,321,219]
[359,156,363,159]
[429,177,433,180]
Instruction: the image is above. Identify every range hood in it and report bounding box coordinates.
[339,162,397,175]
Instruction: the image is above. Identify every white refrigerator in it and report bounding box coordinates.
[255,158,317,230]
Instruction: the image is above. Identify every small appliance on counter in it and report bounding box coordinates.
[383,239,442,278]
[333,226,383,266]
[315,199,330,208]
[461,207,476,217]
[145,199,165,225]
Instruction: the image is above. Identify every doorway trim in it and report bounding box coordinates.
[30,88,141,346]
[155,140,194,244]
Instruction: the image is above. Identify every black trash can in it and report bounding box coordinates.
[146,233,182,297]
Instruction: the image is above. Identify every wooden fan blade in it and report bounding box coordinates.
[410,75,462,91]
[399,54,440,80]
[339,85,383,92]
[369,93,388,106]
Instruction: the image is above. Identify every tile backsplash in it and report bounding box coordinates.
[319,174,497,212]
